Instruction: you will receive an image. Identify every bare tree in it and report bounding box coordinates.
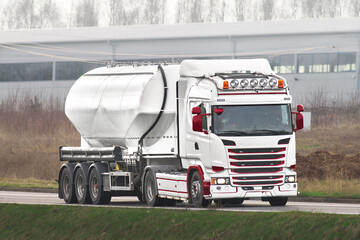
[1,0,62,29]
[234,0,246,21]
[262,0,274,20]
[176,0,206,23]
[353,0,360,17]
[143,0,166,24]
[107,0,141,26]
[38,0,63,28]
[74,0,99,27]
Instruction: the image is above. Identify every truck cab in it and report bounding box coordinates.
[175,59,303,207]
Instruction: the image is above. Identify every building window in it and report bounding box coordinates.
[26,63,40,81]
[40,62,53,80]
[297,52,356,74]
[337,53,356,72]
[297,54,312,73]
[13,64,25,81]
[0,64,12,82]
[0,62,53,82]
[268,54,295,74]
[56,61,93,80]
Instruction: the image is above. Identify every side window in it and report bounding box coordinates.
[199,103,208,130]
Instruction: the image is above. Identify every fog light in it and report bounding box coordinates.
[259,78,268,87]
[285,175,296,183]
[250,79,258,88]
[230,79,239,88]
[269,78,277,87]
[217,178,226,184]
[240,79,249,88]
[211,177,230,185]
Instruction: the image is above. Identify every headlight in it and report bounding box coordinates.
[285,176,296,183]
[230,79,239,88]
[269,78,277,87]
[240,79,249,88]
[211,178,230,185]
[259,78,268,87]
[250,79,258,88]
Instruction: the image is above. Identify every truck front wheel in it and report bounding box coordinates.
[89,168,111,205]
[190,171,210,208]
[269,197,288,206]
[60,167,77,204]
[144,171,162,206]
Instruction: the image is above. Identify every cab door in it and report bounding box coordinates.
[185,100,211,168]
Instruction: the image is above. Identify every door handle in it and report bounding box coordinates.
[194,142,199,150]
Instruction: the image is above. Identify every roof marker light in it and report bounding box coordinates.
[259,78,268,87]
[269,78,277,87]
[240,79,249,88]
[278,79,284,88]
[230,79,239,88]
[250,79,258,88]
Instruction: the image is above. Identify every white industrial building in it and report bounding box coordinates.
[0,18,359,106]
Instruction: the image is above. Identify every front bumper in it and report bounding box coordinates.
[208,182,297,199]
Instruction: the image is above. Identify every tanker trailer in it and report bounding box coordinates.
[58,59,304,207]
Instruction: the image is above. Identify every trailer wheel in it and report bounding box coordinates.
[89,168,111,205]
[74,168,91,204]
[144,171,162,206]
[60,167,77,204]
[190,171,210,208]
[269,197,288,206]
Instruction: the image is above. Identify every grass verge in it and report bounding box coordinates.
[1,204,360,240]
[0,178,57,189]
[299,178,360,199]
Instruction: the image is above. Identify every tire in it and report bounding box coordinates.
[88,168,111,205]
[136,189,145,203]
[269,197,288,206]
[60,167,77,204]
[144,171,162,206]
[74,168,91,204]
[190,171,210,208]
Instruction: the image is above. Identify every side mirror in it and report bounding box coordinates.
[292,105,304,132]
[192,106,209,134]
[294,112,304,132]
[297,104,304,112]
[192,107,202,114]
[192,115,203,132]
[214,108,224,115]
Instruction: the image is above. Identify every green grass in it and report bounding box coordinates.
[0,178,57,189]
[299,191,360,199]
[1,204,360,240]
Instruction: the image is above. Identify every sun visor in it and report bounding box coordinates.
[179,59,275,78]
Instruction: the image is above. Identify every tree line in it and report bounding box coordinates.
[1,0,359,29]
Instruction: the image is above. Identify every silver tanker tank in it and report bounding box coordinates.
[65,64,180,154]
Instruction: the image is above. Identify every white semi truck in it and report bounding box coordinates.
[58,59,304,207]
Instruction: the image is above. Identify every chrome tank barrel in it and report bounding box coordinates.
[65,65,179,148]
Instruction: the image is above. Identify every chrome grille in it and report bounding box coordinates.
[229,147,286,187]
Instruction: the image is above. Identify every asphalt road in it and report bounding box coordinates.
[1,190,360,215]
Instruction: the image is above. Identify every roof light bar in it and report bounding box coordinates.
[220,77,286,90]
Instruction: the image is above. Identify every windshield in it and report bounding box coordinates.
[212,104,293,136]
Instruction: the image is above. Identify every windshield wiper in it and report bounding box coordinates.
[217,131,249,136]
[251,129,291,135]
